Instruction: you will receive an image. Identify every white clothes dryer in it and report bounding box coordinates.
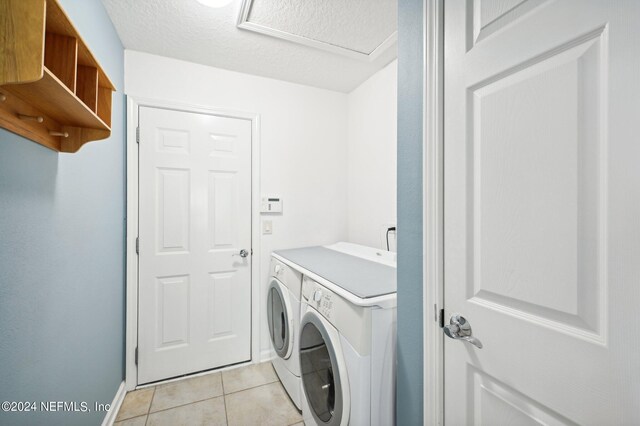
[274,244,397,426]
[267,256,303,409]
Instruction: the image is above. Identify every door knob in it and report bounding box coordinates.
[443,314,483,349]
[233,249,249,258]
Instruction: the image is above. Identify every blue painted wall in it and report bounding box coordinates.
[0,1,125,425]
[397,0,424,424]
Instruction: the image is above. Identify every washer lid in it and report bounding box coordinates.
[274,246,396,299]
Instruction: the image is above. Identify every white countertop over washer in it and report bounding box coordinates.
[272,242,397,308]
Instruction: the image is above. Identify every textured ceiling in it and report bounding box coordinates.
[101,0,398,93]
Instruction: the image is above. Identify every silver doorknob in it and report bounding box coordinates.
[233,249,249,258]
[443,314,483,349]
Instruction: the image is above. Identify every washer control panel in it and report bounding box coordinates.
[302,276,373,356]
[270,257,303,299]
[304,277,335,320]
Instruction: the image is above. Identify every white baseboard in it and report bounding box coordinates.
[260,348,275,363]
[102,381,126,426]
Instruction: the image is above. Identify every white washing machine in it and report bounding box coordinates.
[267,256,303,409]
[274,243,397,426]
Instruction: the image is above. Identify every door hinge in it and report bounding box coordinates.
[136,127,140,144]
[251,248,253,256]
[436,305,444,328]
[134,347,138,365]
[135,237,139,255]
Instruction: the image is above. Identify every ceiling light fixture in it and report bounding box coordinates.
[196,0,234,8]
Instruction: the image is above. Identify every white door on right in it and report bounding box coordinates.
[444,1,640,425]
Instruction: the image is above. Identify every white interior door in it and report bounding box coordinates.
[138,106,252,384]
[444,1,640,424]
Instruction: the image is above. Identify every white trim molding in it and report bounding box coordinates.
[260,348,275,363]
[236,0,397,62]
[101,381,126,426]
[125,96,262,390]
[125,98,138,391]
[423,0,445,425]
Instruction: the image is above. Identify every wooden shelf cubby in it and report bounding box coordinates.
[0,0,116,153]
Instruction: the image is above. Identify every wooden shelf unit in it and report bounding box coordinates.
[0,0,115,153]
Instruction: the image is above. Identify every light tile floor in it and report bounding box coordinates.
[115,361,303,426]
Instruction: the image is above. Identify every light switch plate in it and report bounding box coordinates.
[262,220,273,235]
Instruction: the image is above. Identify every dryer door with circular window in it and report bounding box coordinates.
[267,279,293,359]
[300,312,348,426]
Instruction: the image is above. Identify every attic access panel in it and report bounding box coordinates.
[237,0,397,61]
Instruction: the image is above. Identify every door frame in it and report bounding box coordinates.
[125,96,262,390]
[422,0,445,424]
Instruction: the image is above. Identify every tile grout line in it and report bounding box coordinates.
[124,365,285,423]
[221,373,231,426]
[222,362,279,396]
[144,386,156,426]
[277,380,303,422]
[223,393,230,426]
[115,414,149,426]
[115,387,156,424]
[220,373,229,426]
[223,377,280,396]
[147,373,222,414]
[144,380,282,418]
[147,375,225,415]
[146,394,225,416]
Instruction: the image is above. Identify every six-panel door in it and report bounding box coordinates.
[138,106,252,384]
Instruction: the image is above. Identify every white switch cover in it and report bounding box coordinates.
[262,220,273,235]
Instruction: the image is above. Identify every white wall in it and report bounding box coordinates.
[125,50,349,358]
[347,60,398,251]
